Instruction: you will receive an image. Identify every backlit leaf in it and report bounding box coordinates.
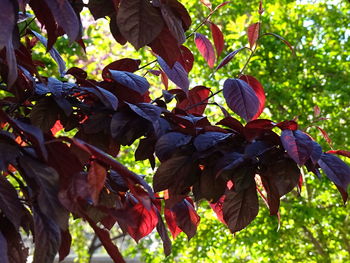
[247,22,260,48]
[239,75,265,119]
[210,22,224,57]
[194,33,216,68]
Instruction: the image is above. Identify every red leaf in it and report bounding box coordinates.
[209,195,226,224]
[124,200,158,242]
[88,161,107,204]
[165,198,200,240]
[210,22,224,57]
[200,0,212,10]
[86,216,126,263]
[277,120,298,131]
[327,150,350,158]
[102,58,141,80]
[160,69,169,90]
[177,86,211,115]
[247,22,260,48]
[314,105,321,117]
[215,47,247,71]
[316,126,332,146]
[149,27,181,68]
[194,33,216,68]
[179,45,194,73]
[50,120,64,136]
[239,75,265,119]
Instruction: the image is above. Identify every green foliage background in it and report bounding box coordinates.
[26,0,350,262]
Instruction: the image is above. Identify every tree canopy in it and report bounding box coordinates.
[0,0,349,262]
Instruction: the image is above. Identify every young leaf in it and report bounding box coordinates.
[239,75,265,119]
[316,126,332,146]
[223,78,260,121]
[200,0,212,10]
[194,33,216,68]
[109,70,150,95]
[214,1,231,11]
[263,32,294,54]
[157,56,189,94]
[247,22,260,48]
[210,22,224,57]
[318,153,350,203]
[117,0,164,49]
[215,47,247,71]
[223,184,259,233]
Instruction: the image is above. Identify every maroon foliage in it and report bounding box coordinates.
[0,1,349,262]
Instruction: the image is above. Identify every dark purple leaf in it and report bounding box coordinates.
[193,132,231,152]
[32,208,61,263]
[117,0,164,49]
[223,78,260,122]
[82,85,119,110]
[310,141,322,164]
[0,142,20,172]
[0,176,28,230]
[18,155,69,230]
[160,3,186,44]
[155,132,192,162]
[194,33,216,68]
[44,0,80,41]
[153,155,197,193]
[0,112,48,160]
[0,232,9,263]
[215,47,247,71]
[260,157,300,215]
[109,70,150,95]
[281,130,314,166]
[318,153,350,203]
[126,102,162,133]
[157,56,189,94]
[87,0,115,20]
[32,31,66,76]
[58,230,72,262]
[223,184,259,233]
[155,211,172,256]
